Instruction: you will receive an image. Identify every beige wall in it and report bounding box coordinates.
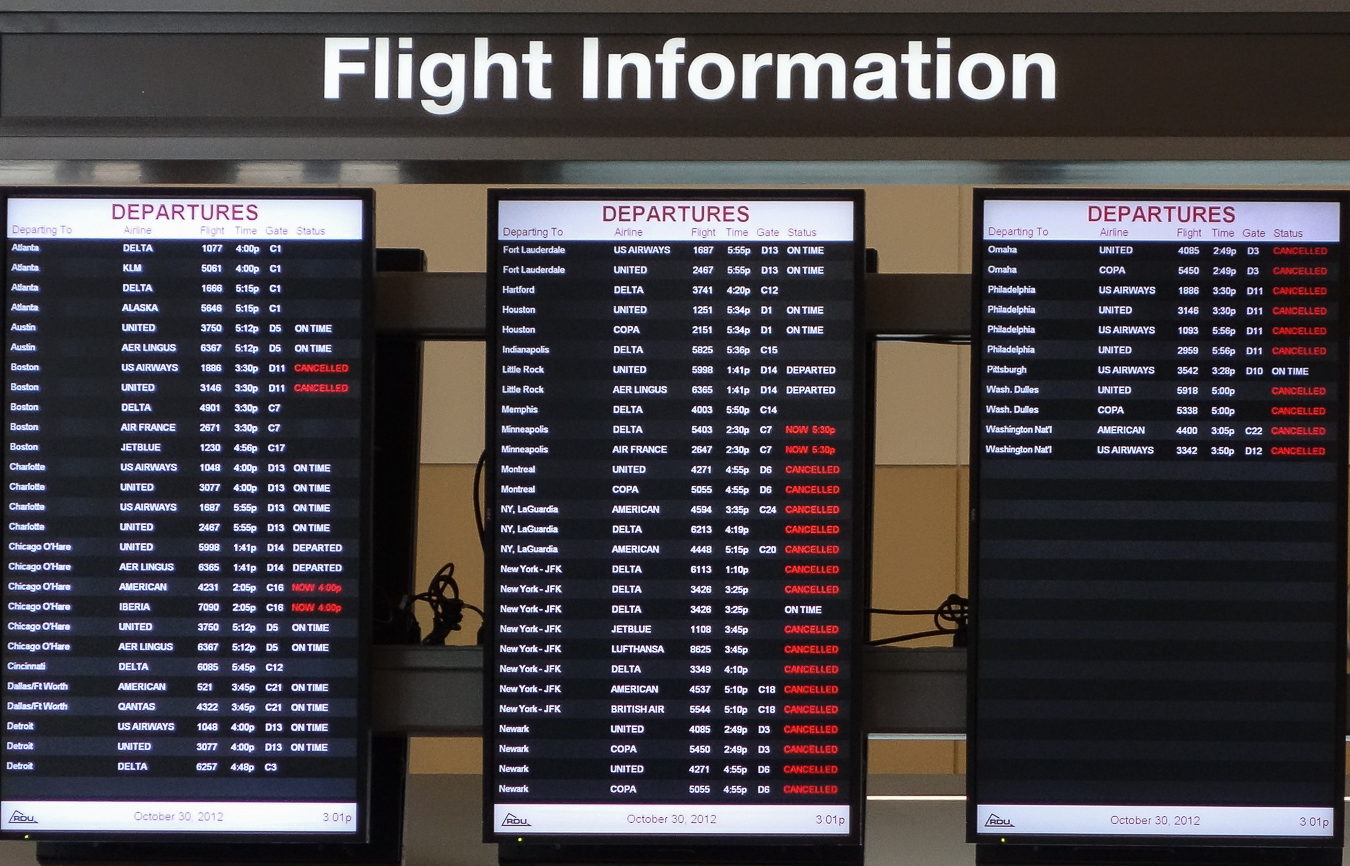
[420,341,485,464]
[382,185,975,774]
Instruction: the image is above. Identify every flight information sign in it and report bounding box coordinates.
[484,191,866,844]
[0,191,373,837]
[969,191,1347,844]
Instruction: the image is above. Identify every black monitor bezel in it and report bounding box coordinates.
[0,186,377,844]
[966,187,1350,848]
[482,187,870,851]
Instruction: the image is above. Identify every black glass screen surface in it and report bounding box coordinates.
[484,191,866,846]
[969,191,1347,844]
[0,191,374,838]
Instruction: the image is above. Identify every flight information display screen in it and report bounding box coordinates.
[484,192,866,843]
[969,192,1347,844]
[0,192,373,837]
